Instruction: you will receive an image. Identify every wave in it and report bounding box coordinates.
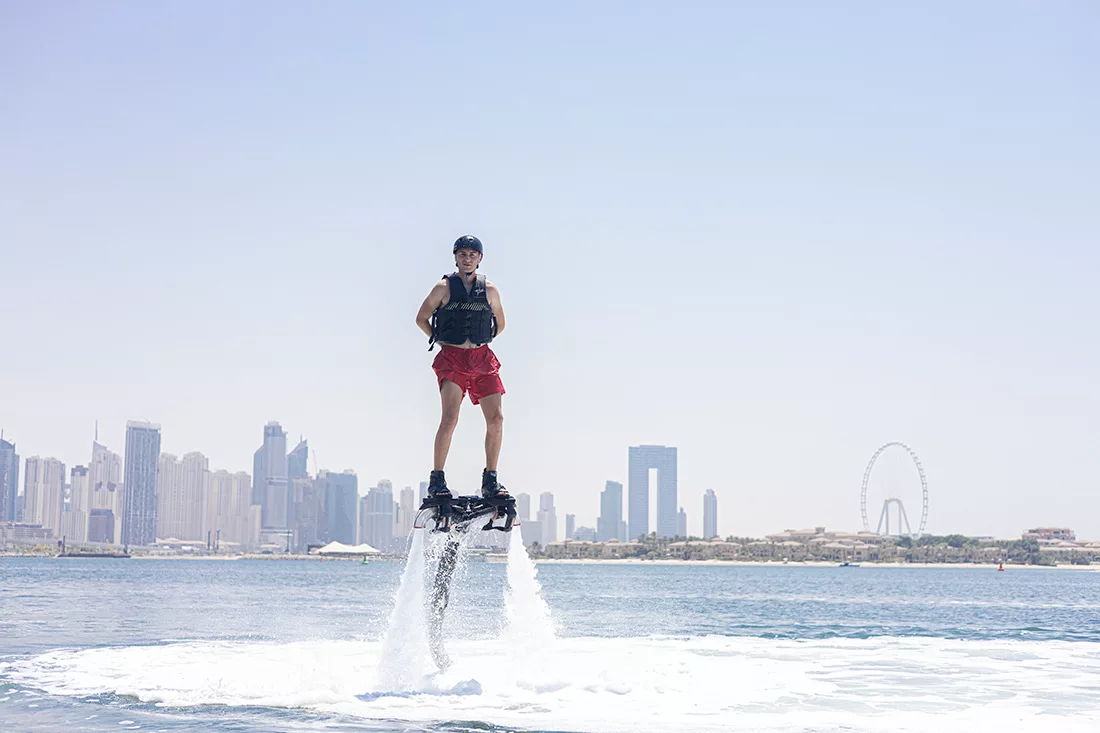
[2,635,1098,732]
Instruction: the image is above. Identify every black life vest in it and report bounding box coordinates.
[430,273,497,349]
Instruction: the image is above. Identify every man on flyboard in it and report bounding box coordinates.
[415,235,509,501]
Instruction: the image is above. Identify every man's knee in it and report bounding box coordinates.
[439,411,460,431]
[484,408,504,430]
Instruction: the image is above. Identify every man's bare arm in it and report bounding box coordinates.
[487,282,506,337]
[416,281,448,338]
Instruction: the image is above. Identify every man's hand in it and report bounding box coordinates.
[416,280,448,338]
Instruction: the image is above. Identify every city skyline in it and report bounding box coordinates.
[3,426,731,545]
[0,416,1091,543]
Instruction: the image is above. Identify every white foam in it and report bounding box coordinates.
[5,635,1098,732]
[375,528,434,691]
[504,526,556,647]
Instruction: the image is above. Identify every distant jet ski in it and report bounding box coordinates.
[414,493,518,670]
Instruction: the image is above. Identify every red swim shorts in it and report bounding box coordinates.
[432,345,505,405]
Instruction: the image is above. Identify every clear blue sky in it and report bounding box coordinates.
[2,1,1098,539]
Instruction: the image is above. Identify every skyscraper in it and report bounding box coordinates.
[516,492,531,522]
[391,497,403,545]
[288,438,308,482]
[0,438,19,522]
[69,466,90,514]
[157,452,209,541]
[703,488,718,540]
[289,475,324,552]
[121,420,162,546]
[24,456,65,534]
[677,507,687,538]
[418,481,428,503]
[628,445,677,539]
[207,470,259,549]
[597,480,623,542]
[181,452,209,539]
[155,454,183,539]
[286,439,309,542]
[88,440,123,544]
[538,492,557,545]
[254,422,289,529]
[62,465,90,543]
[520,518,542,548]
[88,509,115,544]
[252,447,263,506]
[206,469,232,542]
[362,480,393,551]
[399,486,416,538]
[324,470,358,545]
[565,513,575,540]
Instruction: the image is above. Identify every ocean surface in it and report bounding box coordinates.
[2,537,1099,733]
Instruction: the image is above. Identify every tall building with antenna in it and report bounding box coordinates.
[89,436,123,544]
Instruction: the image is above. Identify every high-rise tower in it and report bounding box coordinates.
[0,438,19,522]
[597,480,624,541]
[703,488,718,540]
[23,456,65,534]
[254,422,289,529]
[121,421,162,546]
[628,445,677,539]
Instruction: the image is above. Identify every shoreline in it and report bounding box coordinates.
[2,553,1097,570]
[528,558,1100,570]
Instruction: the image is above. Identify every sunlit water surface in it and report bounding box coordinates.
[2,553,1099,733]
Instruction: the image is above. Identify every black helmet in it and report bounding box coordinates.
[453,235,483,255]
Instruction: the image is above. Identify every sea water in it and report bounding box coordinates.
[1,556,1099,732]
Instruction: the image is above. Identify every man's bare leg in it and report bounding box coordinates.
[434,380,464,471]
[479,393,504,472]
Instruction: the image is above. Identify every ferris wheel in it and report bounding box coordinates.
[860,441,929,537]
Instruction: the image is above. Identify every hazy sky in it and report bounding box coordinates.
[2,1,1098,540]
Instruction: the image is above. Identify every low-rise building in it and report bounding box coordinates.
[1023,527,1076,543]
[1,522,55,545]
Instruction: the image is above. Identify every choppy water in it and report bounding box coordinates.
[2,543,1099,733]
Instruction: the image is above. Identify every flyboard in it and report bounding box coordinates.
[413,493,518,670]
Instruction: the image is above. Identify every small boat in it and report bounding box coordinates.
[839,561,860,568]
[997,562,1005,571]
